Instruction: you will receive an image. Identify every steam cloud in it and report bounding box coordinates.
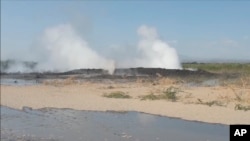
[135,25,181,69]
[1,24,181,73]
[34,24,115,74]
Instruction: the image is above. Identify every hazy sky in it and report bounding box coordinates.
[1,0,250,62]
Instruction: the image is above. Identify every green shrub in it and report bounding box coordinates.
[162,87,179,101]
[140,87,179,101]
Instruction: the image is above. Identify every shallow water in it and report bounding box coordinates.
[0,78,39,86]
[1,106,229,141]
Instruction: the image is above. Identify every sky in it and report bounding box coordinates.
[1,0,250,62]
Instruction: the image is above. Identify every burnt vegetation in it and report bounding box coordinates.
[1,60,249,83]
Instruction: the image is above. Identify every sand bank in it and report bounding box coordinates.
[1,80,250,125]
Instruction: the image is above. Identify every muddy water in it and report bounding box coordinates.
[1,106,228,141]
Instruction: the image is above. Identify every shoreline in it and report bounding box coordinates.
[1,105,228,126]
[1,79,250,125]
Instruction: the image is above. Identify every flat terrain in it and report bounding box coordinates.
[1,79,250,125]
[1,65,250,125]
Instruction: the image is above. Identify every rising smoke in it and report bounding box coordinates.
[1,24,181,73]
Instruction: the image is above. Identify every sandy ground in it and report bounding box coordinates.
[1,78,250,125]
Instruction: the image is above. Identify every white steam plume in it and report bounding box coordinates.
[34,24,115,74]
[2,24,181,73]
[134,25,182,69]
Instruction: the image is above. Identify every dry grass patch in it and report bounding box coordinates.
[140,86,180,102]
[103,91,131,99]
[222,76,250,104]
[107,85,115,89]
[235,104,250,111]
[226,76,250,89]
[196,99,226,107]
[139,93,160,100]
[157,78,177,85]
[63,76,78,85]
[43,76,79,86]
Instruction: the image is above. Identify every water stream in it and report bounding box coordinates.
[1,106,229,141]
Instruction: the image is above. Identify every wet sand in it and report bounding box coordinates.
[1,77,250,125]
